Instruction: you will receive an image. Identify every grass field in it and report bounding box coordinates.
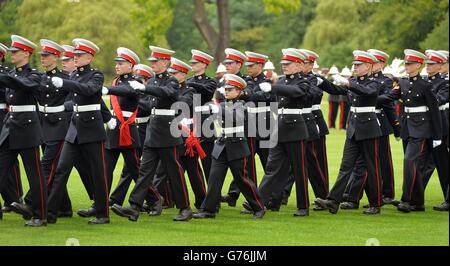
[0,103,448,246]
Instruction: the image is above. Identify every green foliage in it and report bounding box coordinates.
[420,14,449,51]
[0,0,23,45]
[262,0,301,14]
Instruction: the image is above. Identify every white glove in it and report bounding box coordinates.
[433,140,442,148]
[102,86,109,95]
[217,87,225,95]
[259,82,272,92]
[209,104,220,113]
[316,125,320,134]
[316,77,324,86]
[107,118,117,130]
[129,80,146,91]
[332,75,350,87]
[51,77,63,88]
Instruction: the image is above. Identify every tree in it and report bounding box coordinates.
[193,0,230,65]
[0,0,23,46]
[13,0,144,82]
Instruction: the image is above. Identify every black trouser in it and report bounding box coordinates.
[201,150,264,213]
[47,141,109,218]
[147,149,206,208]
[0,160,23,205]
[401,137,431,206]
[146,162,173,206]
[271,136,330,205]
[344,135,396,202]
[339,101,350,129]
[328,101,339,128]
[327,137,382,208]
[422,137,449,198]
[24,141,72,212]
[200,140,214,181]
[106,148,141,204]
[258,141,309,209]
[0,142,47,219]
[227,137,259,200]
[128,146,190,210]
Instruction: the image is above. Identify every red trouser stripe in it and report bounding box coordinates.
[101,142,109,215]
[311,141,328,193]
[242,156,264,210]
[174,147,189,207]
[357,171,368,201]
[12,164,20,197]
[47,141,64,186]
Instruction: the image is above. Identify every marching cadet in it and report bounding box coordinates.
[148,57,207,211]
[378,50,442,213]
[248,48,311,217]
[61,45,113,219]
[193,74,265,219]
[46,38,110,224]
[438,50,449,79]
[220,48,259,207]
[0,42,23,218]
[101,47,142,204]
[186,49,217,182]
[265,49,329,212]
[341,49,401,209]
[111,63,158,209]
[0,35,47,226]
[111,46,193,222]
[315,50,383,215]
[16,40,73,219]
[422,50,449,211]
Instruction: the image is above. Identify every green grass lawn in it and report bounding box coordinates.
[0,103,448,246]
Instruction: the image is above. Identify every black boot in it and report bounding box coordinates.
[433,202,449,212]
[10,202,33,220]
[363,207,381,215]
[315,198,339,214]
[221,195,237,207]
[88,217,110,225]
[149,195,164,216]
[111,204,140,221]
[252,209,265,219]
[340,201,359,210]
[25,219,47,227]
[77,207,96,218]
[173,208,193,222]
[293,209,309,217]
[397,202,412,213]
[193,211,215,219]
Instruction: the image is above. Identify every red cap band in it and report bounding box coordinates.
[405,55,424,63]
[41,46,61,56]
[226,54,245,63]
[134,69,152,77]
[151,52,171,60]
[75,44,96,55]
[226,79,245,89]
[11,42,34,53]
[192,55,210,64]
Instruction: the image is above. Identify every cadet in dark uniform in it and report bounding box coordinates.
[193,74,265,219]
[378,50,442,213]
[421,50,449,208]
[146,58,207,212]
[111,46,193,222]
[0,42,23,216]
[315,50,383,215]
[111,64,158,209]
[341,49,401,209]
[187,50,217,182]
[46,38,110,224]
[0,35,47,226]
[220,48,259,207]
[101,47,141,200]
[250,48,311,217]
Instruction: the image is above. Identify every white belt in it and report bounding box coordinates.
[278,108,303,115]
[350,106,376,113]
[151,109,176,116]
[194,106,211,113]
[112,110,134,118]
[247,106,271,113]
[404,106,429,113]
[375,109,382,114]
[135,116,150,124]
[439,103,449,111]
[222,126,244,134]
[0,103,6,110]
[38,104,65,113]
[311,104,321,111]
[302,108,312,114]
[9,105,36,112]
[74,104,101,113]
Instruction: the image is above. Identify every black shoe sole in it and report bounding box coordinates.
[111,207,138,222]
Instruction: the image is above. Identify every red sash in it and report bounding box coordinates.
[110,77,138,147]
